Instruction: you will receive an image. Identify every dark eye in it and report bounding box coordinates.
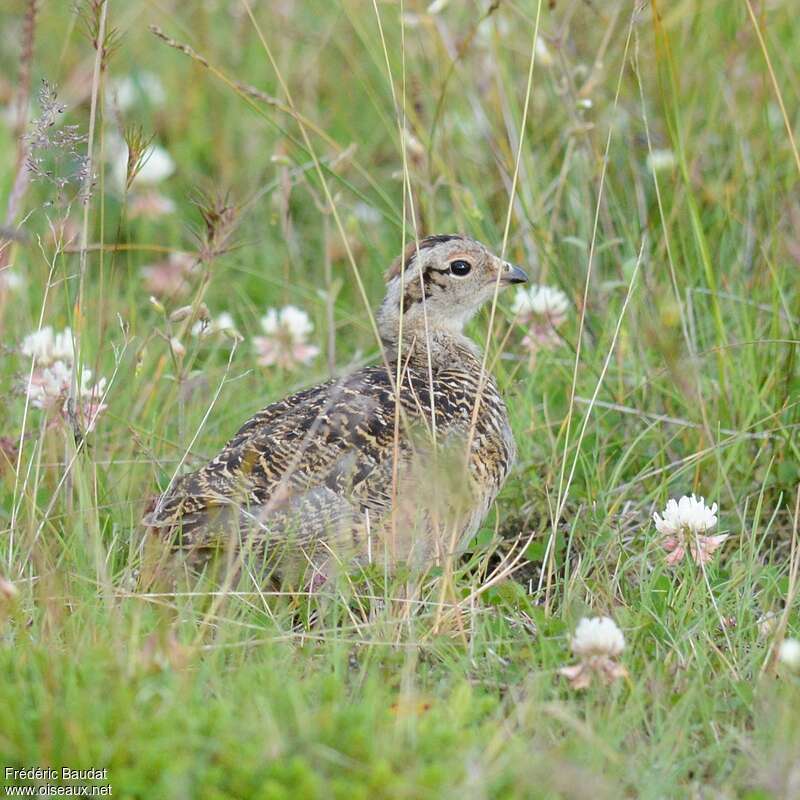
[449,260,472,277]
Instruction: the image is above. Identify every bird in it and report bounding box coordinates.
[143,234,528,584]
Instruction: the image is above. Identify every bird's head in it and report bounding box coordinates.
[377,234,528,345]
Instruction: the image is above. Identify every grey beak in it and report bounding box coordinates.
[503,264,529,285]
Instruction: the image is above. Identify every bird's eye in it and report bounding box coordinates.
[449,260,472,277]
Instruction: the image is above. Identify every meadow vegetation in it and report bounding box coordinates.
[1,0,799,797]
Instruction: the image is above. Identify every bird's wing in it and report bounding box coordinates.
[143,376,329,527]
[144,365,425,545]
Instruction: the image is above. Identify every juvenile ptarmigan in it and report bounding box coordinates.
[144,235,528,580]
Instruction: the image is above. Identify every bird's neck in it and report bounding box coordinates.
[383,324,483,371]
[376,283,483,371]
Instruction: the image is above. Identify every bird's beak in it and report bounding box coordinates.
[501,263,529,285]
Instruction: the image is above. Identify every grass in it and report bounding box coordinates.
[1,0,799,796]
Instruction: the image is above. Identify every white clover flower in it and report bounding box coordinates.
[653,494,718,537]
[559,616,627,690]
[109,72,166,112]
[77,375,108,433]
[132,145,175,185]
[83,373,107,399]
[23,356,107,432]
[192,311,238,339]
[646,149,676,174]
[511,284,570,323]
[21,327,56,364]
[653,494,728,566]
[25,360,73,410]
[259,308,282,336]
[19,326,107,430]
[254,305,319,369]
[21,326,74,366]
[511,285,570,355]
[109,135,175,190]
[25,362,103,409]
[779,638,800,671]
[571,616,626,658]
[260,305,313,339]
[52,328,75,363]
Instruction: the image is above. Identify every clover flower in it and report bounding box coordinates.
[131,145,175,185]
[192,311,239,339]
[511,284,569,351]
[21,326,74,366]
[76,382,108,433]
[19,326,108,433]
[253,305,319,369]
[24,362,107,432]
[559,616,628,690]
[114,144,174,188]
[108,72,166,112]
[653,494,728,566]
[511,284,570,322]
[25,360,74,411]
[107,132,175,191]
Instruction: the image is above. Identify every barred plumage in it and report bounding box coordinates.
[144,235,528,579]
